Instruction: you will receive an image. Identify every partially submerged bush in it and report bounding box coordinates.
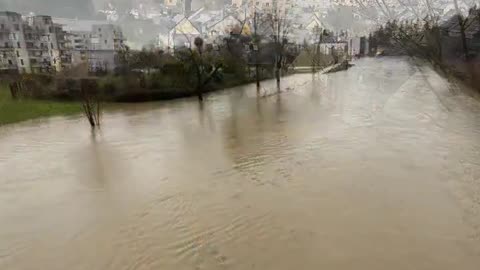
[80,78,101,127]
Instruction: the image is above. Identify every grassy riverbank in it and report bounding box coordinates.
[0,76,261,124]
[0,74,268,124]
[0,85,82,125]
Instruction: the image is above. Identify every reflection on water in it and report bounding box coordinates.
[1,58,480,270]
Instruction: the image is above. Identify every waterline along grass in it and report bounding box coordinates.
[0,84,82,125]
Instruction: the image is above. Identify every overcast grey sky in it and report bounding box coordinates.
[1,1,480,21]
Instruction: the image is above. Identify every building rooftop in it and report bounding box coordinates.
[52,17,109,32]
[0,11,21,17]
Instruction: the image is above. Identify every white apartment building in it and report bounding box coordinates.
[57,18,126,73]
[0,11,21,73]
[0,12,71,74]
[0,11,126,74]
[87,24,125,72]
[24,15,72,73]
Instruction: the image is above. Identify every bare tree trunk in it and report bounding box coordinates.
[196,71,203,101]
[194,55,203,101]
[253,11,261,92]
[255,62,260,91]
[275,60,281,91]
[80,79,101,128]
[453,0,469,59]
[267,8,291,92]
[433,26,443,65]
[9,82,18,99]
[96,99,101,126]
[459,16,469,59]
[315,30,323,72]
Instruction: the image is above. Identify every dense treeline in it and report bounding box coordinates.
[369,7,480,89]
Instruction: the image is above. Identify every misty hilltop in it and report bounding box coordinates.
[0,0,151,18]
[0,0,98,18]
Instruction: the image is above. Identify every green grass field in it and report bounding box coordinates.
[0,84,82,125]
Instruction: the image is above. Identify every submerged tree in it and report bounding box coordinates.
[264,8,292,90]
[176,36,223,101]
[80,79,101,128]
[253,11,261,91]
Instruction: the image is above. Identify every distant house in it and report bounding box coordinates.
[305,14,325,32]
[206,15,250,38]
[165,7,251,50]
[318,35,348,55]
[168,16,201,49]
[289,12,330,44]
[164,0,178,7]
[348,36,368,57]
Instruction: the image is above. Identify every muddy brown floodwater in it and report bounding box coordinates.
[1,57,480,270]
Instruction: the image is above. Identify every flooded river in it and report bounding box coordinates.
[1,57,480,269]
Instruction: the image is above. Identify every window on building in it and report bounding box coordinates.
[98,28,101,32]
[99,34,102,38]
[104,40,107,44]
[50,42,53,48]
[17,42,20,48]
[12,33,17,40]
[4,42,8,48]
[16,51,19,57]
[8,60,13,65]
[14,24,19,31]
[266,2,269,6]
[30,58,37,64]
[20,59,24,65]
[1,24,4,30]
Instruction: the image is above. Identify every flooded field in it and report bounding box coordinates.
[1,57,480,270]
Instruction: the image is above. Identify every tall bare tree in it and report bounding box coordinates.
[452,0,474,59]
[177,34,223,101]
[253,11,261,91]
[265,8,291,90]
